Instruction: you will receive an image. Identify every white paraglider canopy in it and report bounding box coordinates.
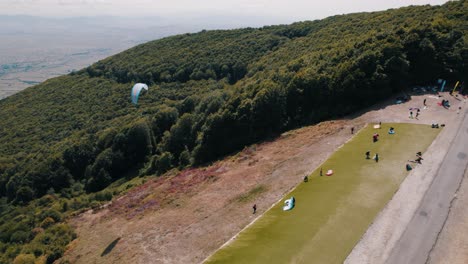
[283,197,295,211]
[131,83,148,105]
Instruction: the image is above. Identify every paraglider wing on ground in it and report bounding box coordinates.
[131,83,149,105]
[283,197,295,211]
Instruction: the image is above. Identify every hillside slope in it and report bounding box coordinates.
[0,1,467,263]
[62,93,466,264]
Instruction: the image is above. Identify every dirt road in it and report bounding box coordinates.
[385,111,468,264]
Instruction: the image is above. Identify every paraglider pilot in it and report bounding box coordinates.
[373,133,379,142]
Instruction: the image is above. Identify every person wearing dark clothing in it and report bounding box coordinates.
[406,164,412,171]
[416,152,422,157]
[442,100,450,108]
[366,151,371,159]
[320,168,323,176]
[252,204,257,214]
[423,98,427,106]
[375,153,379,163]
[373,133,379,142]
[351,127,354,134]
[303,175,308,182]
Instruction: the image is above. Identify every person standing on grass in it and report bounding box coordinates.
[320,168,323,176]
[373,133,379,142]
[375,153,379,163]
[366,151,371,159]
[252,204,257,214]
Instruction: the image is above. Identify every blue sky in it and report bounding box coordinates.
[1,0,449,21]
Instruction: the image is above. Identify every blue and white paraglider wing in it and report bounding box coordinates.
[283,197,295,211]
[131,83,149,105]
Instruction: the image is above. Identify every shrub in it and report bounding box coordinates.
[92,191,112,202]
[0,241,6,253]
[36,195,56,207]
[45,246,64,264]
[38,210,62,223]
[10,231,30,244]
[15,187,34,204]
[13,253,35,264]
[4,244,21,259]
[39,218,55,229]
[61,201,68,212]
[89,201,101,210]
[31,228,44,238]
[20,242,45,257]
[155,152,173,174]
[178,148,191,168]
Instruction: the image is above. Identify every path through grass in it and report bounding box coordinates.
[206,123,440,264]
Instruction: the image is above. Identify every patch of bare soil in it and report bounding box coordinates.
[62,92,466,264]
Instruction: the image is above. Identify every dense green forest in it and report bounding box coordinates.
[0,1,467,263]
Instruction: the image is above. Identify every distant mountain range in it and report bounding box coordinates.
[0,14,283,99]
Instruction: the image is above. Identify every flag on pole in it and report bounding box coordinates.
[451,81,460,94]
[440,80,446,92]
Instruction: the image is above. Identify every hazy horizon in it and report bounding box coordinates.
[0,13,284,100]
[1,0,449,24]
[0,0,452,99]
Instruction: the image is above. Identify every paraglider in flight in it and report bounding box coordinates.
[131,83,148,105]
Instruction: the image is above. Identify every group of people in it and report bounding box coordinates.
[365,123,384,162]
[406,152,423,170]
[409,108,421,119]
[365,151,379,162]
[251,92,465,216]
[441,99,450,108]
[409,152,423,164]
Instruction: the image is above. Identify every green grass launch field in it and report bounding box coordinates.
[206,123,440,264]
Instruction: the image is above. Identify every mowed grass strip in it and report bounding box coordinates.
[206,123,440,264]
